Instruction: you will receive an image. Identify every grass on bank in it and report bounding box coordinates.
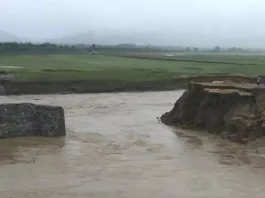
[1,53,265,82]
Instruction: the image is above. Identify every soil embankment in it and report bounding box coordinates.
[0,75,257,95]
[161,79,265,143]
[1,80,186,95]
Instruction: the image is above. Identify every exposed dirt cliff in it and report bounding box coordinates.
[161,81,265,143]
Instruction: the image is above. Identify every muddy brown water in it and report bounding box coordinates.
[1,91,265,198]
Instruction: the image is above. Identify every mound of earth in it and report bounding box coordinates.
[161,81,265,143]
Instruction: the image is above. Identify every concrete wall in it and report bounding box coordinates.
[0,103,65,138]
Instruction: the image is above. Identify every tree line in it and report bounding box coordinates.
[0,42,255,54]
[0,42,83,54]
[0,42,177,54]
[184,46,251,53]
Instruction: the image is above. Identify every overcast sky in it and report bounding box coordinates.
[1,0,265,47]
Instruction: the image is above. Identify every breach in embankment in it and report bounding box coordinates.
[161,80,265,143]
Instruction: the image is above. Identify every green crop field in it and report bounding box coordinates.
[1,53,265,82]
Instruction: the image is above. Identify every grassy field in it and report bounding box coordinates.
[1,53,265,82]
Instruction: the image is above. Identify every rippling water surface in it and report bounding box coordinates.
[0,91,265,198]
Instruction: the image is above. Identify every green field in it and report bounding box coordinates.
[1,53,265,82]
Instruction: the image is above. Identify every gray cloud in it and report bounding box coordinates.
[1,0,265,47]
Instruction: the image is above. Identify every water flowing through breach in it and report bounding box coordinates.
[0,91,265,198]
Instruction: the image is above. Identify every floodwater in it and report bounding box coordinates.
[1,91,265,198]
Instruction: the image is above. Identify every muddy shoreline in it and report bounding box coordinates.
[0,75,257,95]
[2,80,187,95]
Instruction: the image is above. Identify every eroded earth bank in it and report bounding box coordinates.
[161,80,265,143]
[0,74,258,95]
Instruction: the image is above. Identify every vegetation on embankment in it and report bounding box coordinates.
[0,53,264,94]
[112,52,265,67]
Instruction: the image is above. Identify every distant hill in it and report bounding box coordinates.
[0,31,22,42]
[45,30,181,46]
[2,30,265,49]
[48,30,260,48]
